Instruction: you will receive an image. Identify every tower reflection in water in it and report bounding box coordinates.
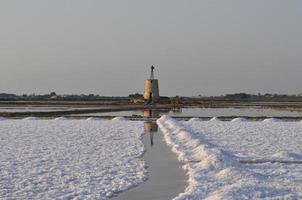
[143,110,159,147]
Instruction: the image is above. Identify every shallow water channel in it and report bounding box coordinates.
[72,107,302,119]
[112,120,186,200]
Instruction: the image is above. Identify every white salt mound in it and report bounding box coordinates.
[231,117,248,122]
[188,118,200,122]
[54,117,68,120]
[23,117,39,120]
[112,116,126,121]
[209,117,220,122]
[86,117,102,121]
[263,118,282,122]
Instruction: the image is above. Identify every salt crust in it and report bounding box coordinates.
[0,120,146,199]
[157,115,302,199]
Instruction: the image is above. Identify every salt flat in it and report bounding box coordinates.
[0,119,146,199]
[2,116,301,200]
[187,118,302,160]
[157,116,302,199]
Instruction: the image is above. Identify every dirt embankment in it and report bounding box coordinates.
[0,103,172,118]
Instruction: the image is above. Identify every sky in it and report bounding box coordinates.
[0,0,301,96]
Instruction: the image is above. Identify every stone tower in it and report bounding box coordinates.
[144,66,159,104]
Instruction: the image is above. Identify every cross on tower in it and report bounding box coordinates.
[150,65,155,79]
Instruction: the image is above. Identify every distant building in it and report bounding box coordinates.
[130,66,170,105]
[144,66,159,104]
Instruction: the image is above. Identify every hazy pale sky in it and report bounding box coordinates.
[0,0,301,96]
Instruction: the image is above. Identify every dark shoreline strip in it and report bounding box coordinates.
[0,105,171,118]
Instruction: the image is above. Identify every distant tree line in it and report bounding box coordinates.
[186,93,302,102]
[0,92,130,101]
[1,92,302,102]
[224,93,302,101]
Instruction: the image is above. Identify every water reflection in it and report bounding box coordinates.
[113,109,186,200]
[143,109,159,118]
[144,121,158,133]
[144,110,159,147]
[144,122,157,146]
